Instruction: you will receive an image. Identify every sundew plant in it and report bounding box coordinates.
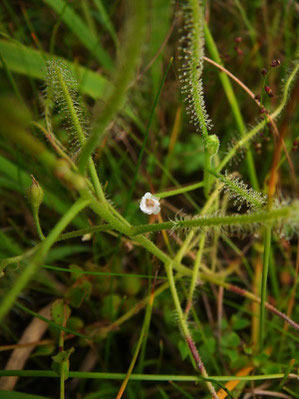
[0,1,298,398]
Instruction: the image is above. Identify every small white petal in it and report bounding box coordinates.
[140,192,161,215]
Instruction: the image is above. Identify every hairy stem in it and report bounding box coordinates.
[131,204,295,236]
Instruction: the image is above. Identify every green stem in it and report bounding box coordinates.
[259,224,272,351]
[206,167,266,209]
[0,370,293,382]
[182,0,213,197]
[58,305,66,399]
[204,152,212,198]
[156,181,204,198]
[0,198,90,322]
[131,205,294,236]
[87,159,106,202]
[185,233,205,317]
[175,231,194,264]
[33,208,45,240]
[57,224,110,241]
[165,261,218,398]
[55,64,106,202]
[60,368,65,399]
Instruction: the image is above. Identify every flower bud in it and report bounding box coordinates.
[206,134,220,157]
[264,85,274,97]
[270,59,280,68]
[27,175,44,210]
[254,94,261,101]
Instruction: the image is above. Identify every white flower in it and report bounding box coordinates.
[140,192,161,215]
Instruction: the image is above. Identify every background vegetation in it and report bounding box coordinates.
[0,1,298,398]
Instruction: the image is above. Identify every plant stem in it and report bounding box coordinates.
[33,208,45,240]
[156,180,204,198]
[206,167,265,209]
[131,204,294,236]
[165,261,218,398]
[185,233,205,317]
[204,152,212,198]
[55,64,106,202]
[259,224,272,351]
[0,369,296,382]
[60,370,65,399]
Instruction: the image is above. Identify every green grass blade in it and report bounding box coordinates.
[0,40,108,99]
[93,0,118,47]
[43,0,112,69]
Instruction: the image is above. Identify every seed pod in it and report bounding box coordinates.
[27,175,44,211]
